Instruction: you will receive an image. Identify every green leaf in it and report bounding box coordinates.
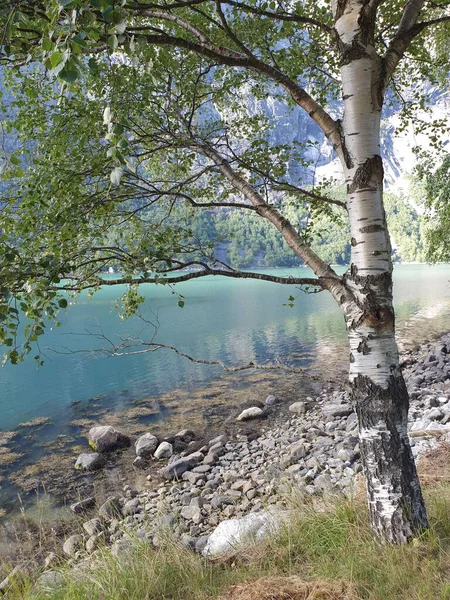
[58,298,68,308]
[178,299,185,308]
[59,64,79,83]
[49,51,63,69]
[42,38,55,51]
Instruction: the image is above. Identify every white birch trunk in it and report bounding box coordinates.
[334,0,428,542]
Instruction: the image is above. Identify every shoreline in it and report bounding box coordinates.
[1,331,450,585]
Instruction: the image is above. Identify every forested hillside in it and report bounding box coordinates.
[188,189,426,268]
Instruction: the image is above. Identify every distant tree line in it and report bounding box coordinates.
[188,189,427,269]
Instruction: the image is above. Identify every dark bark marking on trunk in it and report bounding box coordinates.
[336,120,354,170]
[334,0,349,22]
[348,155,383,193]
[339,41,371,66]
[360,223,384,233]
[357,338,371,355]
[352,374,429,542]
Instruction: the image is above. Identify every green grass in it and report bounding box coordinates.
[5,485,450,600]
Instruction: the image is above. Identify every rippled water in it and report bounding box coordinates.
[1,264,450,433]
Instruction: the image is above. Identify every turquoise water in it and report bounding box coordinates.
[1,264,450,432]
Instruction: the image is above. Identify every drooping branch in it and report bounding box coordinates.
[52,265,328,292]
[130,29,344,161]
[128,0,333,32]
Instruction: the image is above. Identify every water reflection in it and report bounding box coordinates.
[0,265,449,432]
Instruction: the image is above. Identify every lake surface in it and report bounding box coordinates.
[1,264,450,433]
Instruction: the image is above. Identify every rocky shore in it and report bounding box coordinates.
[2,332,450,593]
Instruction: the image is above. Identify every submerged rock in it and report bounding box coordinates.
[88,426,131,453]
[74,453,105,471]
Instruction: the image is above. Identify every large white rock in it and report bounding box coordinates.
[135,433,159,458]
[203,510,284,557]
[154,441,173,459]
[288,402,306,414]
[236,407,264,421]
[88,426,130,453]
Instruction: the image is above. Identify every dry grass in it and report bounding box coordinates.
[4,450,450,600]
[219,576,357,600]
[418,443,450,486]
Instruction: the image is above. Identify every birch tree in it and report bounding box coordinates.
[1,0,450,543]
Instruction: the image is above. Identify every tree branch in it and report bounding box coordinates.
[134,30,344,162]
[52,265,328,292]
[381,0,426,88]
[191,143,344,287]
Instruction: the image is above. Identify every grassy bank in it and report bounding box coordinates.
[3,474,450,600]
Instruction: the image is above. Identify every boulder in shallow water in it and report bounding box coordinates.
[88,426,131,452]
[74,453,105,471]
[135,432,159,458]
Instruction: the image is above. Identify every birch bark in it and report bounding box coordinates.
[333,0,428,542]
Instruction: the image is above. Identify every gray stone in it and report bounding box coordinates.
[236,407,264,421]
[74,452,105,471]
[288,441,306,460]
[122,498,140,516]
[99,496,122,520]
[154,441,173,459]
[211,494,234,509]
[88,426,131,453]
[70,497,95,514]
[288,402,306,415]
[135,433,159,458]
[209,433,227,446]
[265,395,278,406]
[337,449,357,463]
[322,404,354,419]
[159,452,203,480]
[195,535,210,553]
[313,473,334,493]
[83,518,102,536]
[180,505,202,521]
[38,571,64,589]
[182,471,204,484]
[175,429,196,442]
[63,534,84,557]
